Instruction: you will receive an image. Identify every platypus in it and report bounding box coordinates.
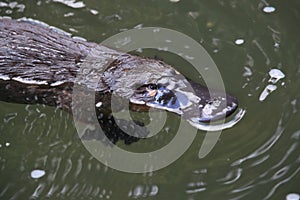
[0,18,238,143]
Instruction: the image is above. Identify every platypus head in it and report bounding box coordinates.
[130,79,238,123]
[102,55,238,124]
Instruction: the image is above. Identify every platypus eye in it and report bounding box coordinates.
[146,84,158,97]
[147,84,157,90]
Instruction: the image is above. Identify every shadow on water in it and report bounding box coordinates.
[0,0,300,199]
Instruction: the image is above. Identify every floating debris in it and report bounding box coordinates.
[235,39,245,45]
[170,0,180,2]
[263,6,276,13]
[259,84,277,101]
[259,68,285,101]
[31,169,46,179]
[53,0,85,9]
[268,69,285,84]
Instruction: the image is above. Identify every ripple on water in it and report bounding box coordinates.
[217,168,243,185]
[128,185,159,198]
[232,118,284,167]
[186,181,206,194]
[227,105,300,199]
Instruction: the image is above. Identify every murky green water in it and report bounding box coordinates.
[1,0,300,199]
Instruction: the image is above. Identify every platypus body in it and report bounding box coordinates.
[0,18,238,144]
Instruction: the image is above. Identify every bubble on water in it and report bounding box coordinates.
[31,169,46,179]
[235,39,244,45]
[263,6,276,13]
[286,193,300,200]
[268,69,285,84]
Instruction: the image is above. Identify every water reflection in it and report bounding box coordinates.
[128,184,159,198]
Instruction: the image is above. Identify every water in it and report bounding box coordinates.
[0,0,300,199]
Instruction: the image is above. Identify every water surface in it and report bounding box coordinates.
[0,0,299,199]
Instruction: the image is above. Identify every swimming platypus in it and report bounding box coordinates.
[0,18,238,143]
